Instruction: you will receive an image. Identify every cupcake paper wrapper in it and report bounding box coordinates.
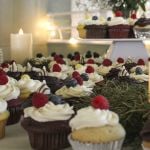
[68,135,124,150]
[0,119,8,139]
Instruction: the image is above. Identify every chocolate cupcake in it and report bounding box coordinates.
[21,92,74,150]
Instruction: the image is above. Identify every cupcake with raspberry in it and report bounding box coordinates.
[98,59,113,76]
[85,66,104,84]
[130,59,148,74]
[113,57,125,67]
[21,92,74,150]
[0,100,9,139]
[69,95,126,150]
[85,58,99,71]
[0,73,22,125]
[108,11,130,38]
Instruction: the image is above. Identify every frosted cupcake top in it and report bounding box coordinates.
[0,100,7,113]
[24,93,74,122]
[70,95,119,130]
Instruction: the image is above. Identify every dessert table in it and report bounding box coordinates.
[0,123,142,150]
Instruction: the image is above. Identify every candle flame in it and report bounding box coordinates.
[19,28,24,35]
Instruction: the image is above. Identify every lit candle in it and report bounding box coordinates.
[10,29,32,63]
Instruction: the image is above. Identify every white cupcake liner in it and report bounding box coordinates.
[142,144,150,150]
[68,135,124,150]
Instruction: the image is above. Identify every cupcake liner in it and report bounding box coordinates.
[7,99,22,125]
[108,25,130,38]
[68,135,124,150]
[78,28,86,39]
[21,118,71,150]
[85,25,108,39]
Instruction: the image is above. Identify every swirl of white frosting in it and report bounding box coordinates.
[9,62,25,72]
[83,80,95,88]
[0,83,20,101]
[8,77,18,86]
[24,102,74,122]
[55,85,93,98]
[69,106,119,130]
[108,17,129,26]
[18,76,50,94]
[128,18,137,25]
[130,73,148,82]
[88,73,104,83]
[0,100,7,113]
[130,65,148,74]
[48,72,68,80]
[98,65,113,75]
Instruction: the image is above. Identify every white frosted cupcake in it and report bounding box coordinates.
[68,95,126,150]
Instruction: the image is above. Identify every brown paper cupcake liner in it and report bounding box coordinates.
[108,25,130,38]
[0,119,8,139]
[7,99,23,125]
[85,25,108,39]
[21,117,71,150]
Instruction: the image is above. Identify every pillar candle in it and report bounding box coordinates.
[10,29,32,64]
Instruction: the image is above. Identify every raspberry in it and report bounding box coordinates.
[85,66,94,73]
[52,64,61,72]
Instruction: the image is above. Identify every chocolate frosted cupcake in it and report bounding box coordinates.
[108,11,130,38]
[141,120,150,150]
[21,92,74,150]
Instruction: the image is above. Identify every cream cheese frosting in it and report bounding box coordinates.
[48,72,68,80]
[24,102,74,122]
[98,65,113,75]
[0,100,7,113]
[108,17,129,26]
[88,73,104,83]
[69,106,119,130]
[18,76,50,94]
[130,73,148,82]
[55,85,93,98]
[130,65,148,74]
[0,83,20,101]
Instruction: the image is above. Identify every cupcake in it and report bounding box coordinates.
[141,120,150,150]
[98,59,113,76]
[108,11,130,38]
[134,16,150,38]
[18,74,50,100]
[0,73,22,125]
[69,95,126,150]
[21,92,74,150]
[0,100,9,139]
[84,16,108,39]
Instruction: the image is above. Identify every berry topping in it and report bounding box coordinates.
[115,11,123,17]
[91,95,109,110]
[74,54,80,61]
[93,52,100,58]
[51,52,56,57]
[67,53,72,59]
[52,64,61,72]
[135,67,143,75]
[54,55,60,61]
[0,69,6,76]
[36,53,43,58]
[102,59,112,67]
[1,62,9,68]
[92,16,98,20]
[81,73,89,81]
[117,57,124,64]
[72,71,80,78]
[59,54,64,58]
[56,57,65,64]
[131,13,137,19]
[0,75,8,85]
[87,59,95,64]
[32,92,48,108]
[137,59,145,65]
[86,66,95,73]
[107,17,111,21]
[50,95,63,105]
[66,78,78,88]
[74,51,80,55]
[75,76,83,85]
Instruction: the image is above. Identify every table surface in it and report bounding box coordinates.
[0,123,142,150]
